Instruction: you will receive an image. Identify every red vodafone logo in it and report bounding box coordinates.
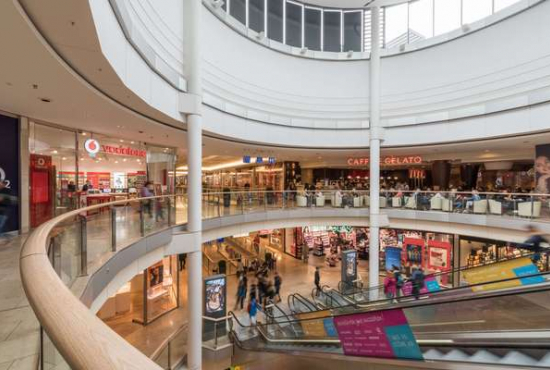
[84,139,100,156]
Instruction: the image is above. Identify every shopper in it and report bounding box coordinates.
[178,253,187,271]
[314,266,321,296]
[141,181,154,217]
[236,259,245,278]
[274,271,282,302]
[249,281,258,303]
[235,278,247,310]
[522,225,550,264]
[0,181,15,243]
[393,266,404,298]
[248,296,258,331]
[82,180,92,192]
[383,271,397,300]
[411,267,425,300]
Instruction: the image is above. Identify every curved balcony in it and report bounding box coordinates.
[20,190,550,369]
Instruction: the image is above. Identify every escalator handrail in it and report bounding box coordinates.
[233,270,550,328]
[288,293,317,314]
[265,303,299,336]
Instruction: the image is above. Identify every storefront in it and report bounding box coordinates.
[28,121,176,227]
[0,113,20,235]
[98,256,179,325]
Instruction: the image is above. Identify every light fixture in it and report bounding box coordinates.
[300,47,308,55]
[256,31,265,40]
[81,132,87,136]
[62,157,66,161]
[130,141,135,144]
[347,50,354,58]
[115,160,119,164]
[98,158,102,161]
[123,158,127,162]
[80,157,84,161]
[52,150,58,154]
[119,139,124,143]
[212,0,224,9]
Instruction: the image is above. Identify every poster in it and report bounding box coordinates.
[427,240,452,270]
[148,262,164,287]
[462,257,544,292]
[296,310,332,337]
[401,276,441,296]
[341,250,358,288]
[385,247,402,271]
[535,144,550,193]
[0,115,20,233]
[404,238,424,263]
[205,276,226,314]
[334,309,423,360]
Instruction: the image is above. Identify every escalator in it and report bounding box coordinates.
[229,269,550,368]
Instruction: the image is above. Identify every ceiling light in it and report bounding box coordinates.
[130,141,135,144]
[119,139,124,143]
[300,47,308,55]
[52,150,58,154]
[123,158,127,162]
[115,161,119,164]
[62,157,66,161]
[80,158,84,161]
[81,132,87,136]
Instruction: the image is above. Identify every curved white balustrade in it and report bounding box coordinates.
[21,190,549,369]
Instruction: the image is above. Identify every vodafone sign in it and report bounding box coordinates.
[347,156,423,166]
[84,138,101,156]
[84,138,146,158]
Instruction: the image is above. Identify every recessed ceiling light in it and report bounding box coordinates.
[52,150,58,154]
[119,139,124,143]
[130,141,135,144]
[81,132,87,136]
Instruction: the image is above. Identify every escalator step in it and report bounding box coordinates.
[499,351,538,366]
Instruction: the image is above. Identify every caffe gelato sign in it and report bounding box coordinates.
[347,156,423,166]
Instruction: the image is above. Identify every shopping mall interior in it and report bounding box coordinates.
[2,0,550,369]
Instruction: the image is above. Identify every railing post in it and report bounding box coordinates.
[167,197,172,226]
[79,215,88,276]
[214,319,218,349]
[531,195,534,219]
[139,201,145,237]
[167,341,171,370]
[40,326,44,370]
[110,205,116,252]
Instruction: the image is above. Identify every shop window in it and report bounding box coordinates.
[304,7,321,51]
[285,1,303,48]
[249,0,265,33]
[434,0,461,36]
[323,10,341,52]
[343,11,362,52]
[409,0,434,40]
[267,0,284,42]
[230,0,246,25]
[462,0,492,24]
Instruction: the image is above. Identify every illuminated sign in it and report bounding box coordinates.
[84,139,100,157]
[347,156,423,166]
[241,156,277,164]
[84,138,146,158]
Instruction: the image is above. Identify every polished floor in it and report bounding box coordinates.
[0,235,40,370]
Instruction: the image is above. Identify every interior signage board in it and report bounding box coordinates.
[347,156,423,166]
[203,274,227,341]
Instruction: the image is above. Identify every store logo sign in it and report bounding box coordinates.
[347,156,423,166]
[84,139,100,157]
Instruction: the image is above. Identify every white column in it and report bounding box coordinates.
[19,117,30,233]
[186,0,203,369]
[369,6,383,301]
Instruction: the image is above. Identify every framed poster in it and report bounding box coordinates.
[203,274,227,340]
[385,247,402,271]
[341,249,358,285]
[404,238,424,266]
[427,240,452,270]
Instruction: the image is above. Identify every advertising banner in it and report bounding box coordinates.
[296,310,335,337]
[334,309,423,360]
[385,247,402,271]
[462,257,543,292]
[401,276,441,296]
[404,238,424,266]
[203,274,227,340]
[341,249,358,285]
[535,144,550,193]
[0,115,20,233]
[427,240,452,270]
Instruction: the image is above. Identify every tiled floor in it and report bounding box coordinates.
[0,236,40,370]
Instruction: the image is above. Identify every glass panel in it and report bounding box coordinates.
[55,218,82,288]
[323,10,341,52]
[146,256,178,323]
[42,329,69,370]
[29,122,77,227]
[409,0,434,40]
[230,0,246,25]
[385,3,408,49]
[285,1,303,48]
[267,0,284,42]
[249,0,265,33]
[304,7,321,51]
[434,0,461,36]
[494,0,520,11]
[169,329,188,367]
[462,0,493,24]
[343,11,362,52]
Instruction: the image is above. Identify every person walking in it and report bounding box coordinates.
[236,259,245,278]
[178,253,187,271]
[393,265,404,298]
[0,181,15,243]
[248,281,258,303]
[411,267,425,300]
[140,181,154,217]
[383,271,397,300]
[314,267,321,296]
[235,278,247,310]
[248,296,258,332]
[522,225,549,265]
[274,271,282,302]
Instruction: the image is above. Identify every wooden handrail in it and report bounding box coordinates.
[20,196,175,370]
